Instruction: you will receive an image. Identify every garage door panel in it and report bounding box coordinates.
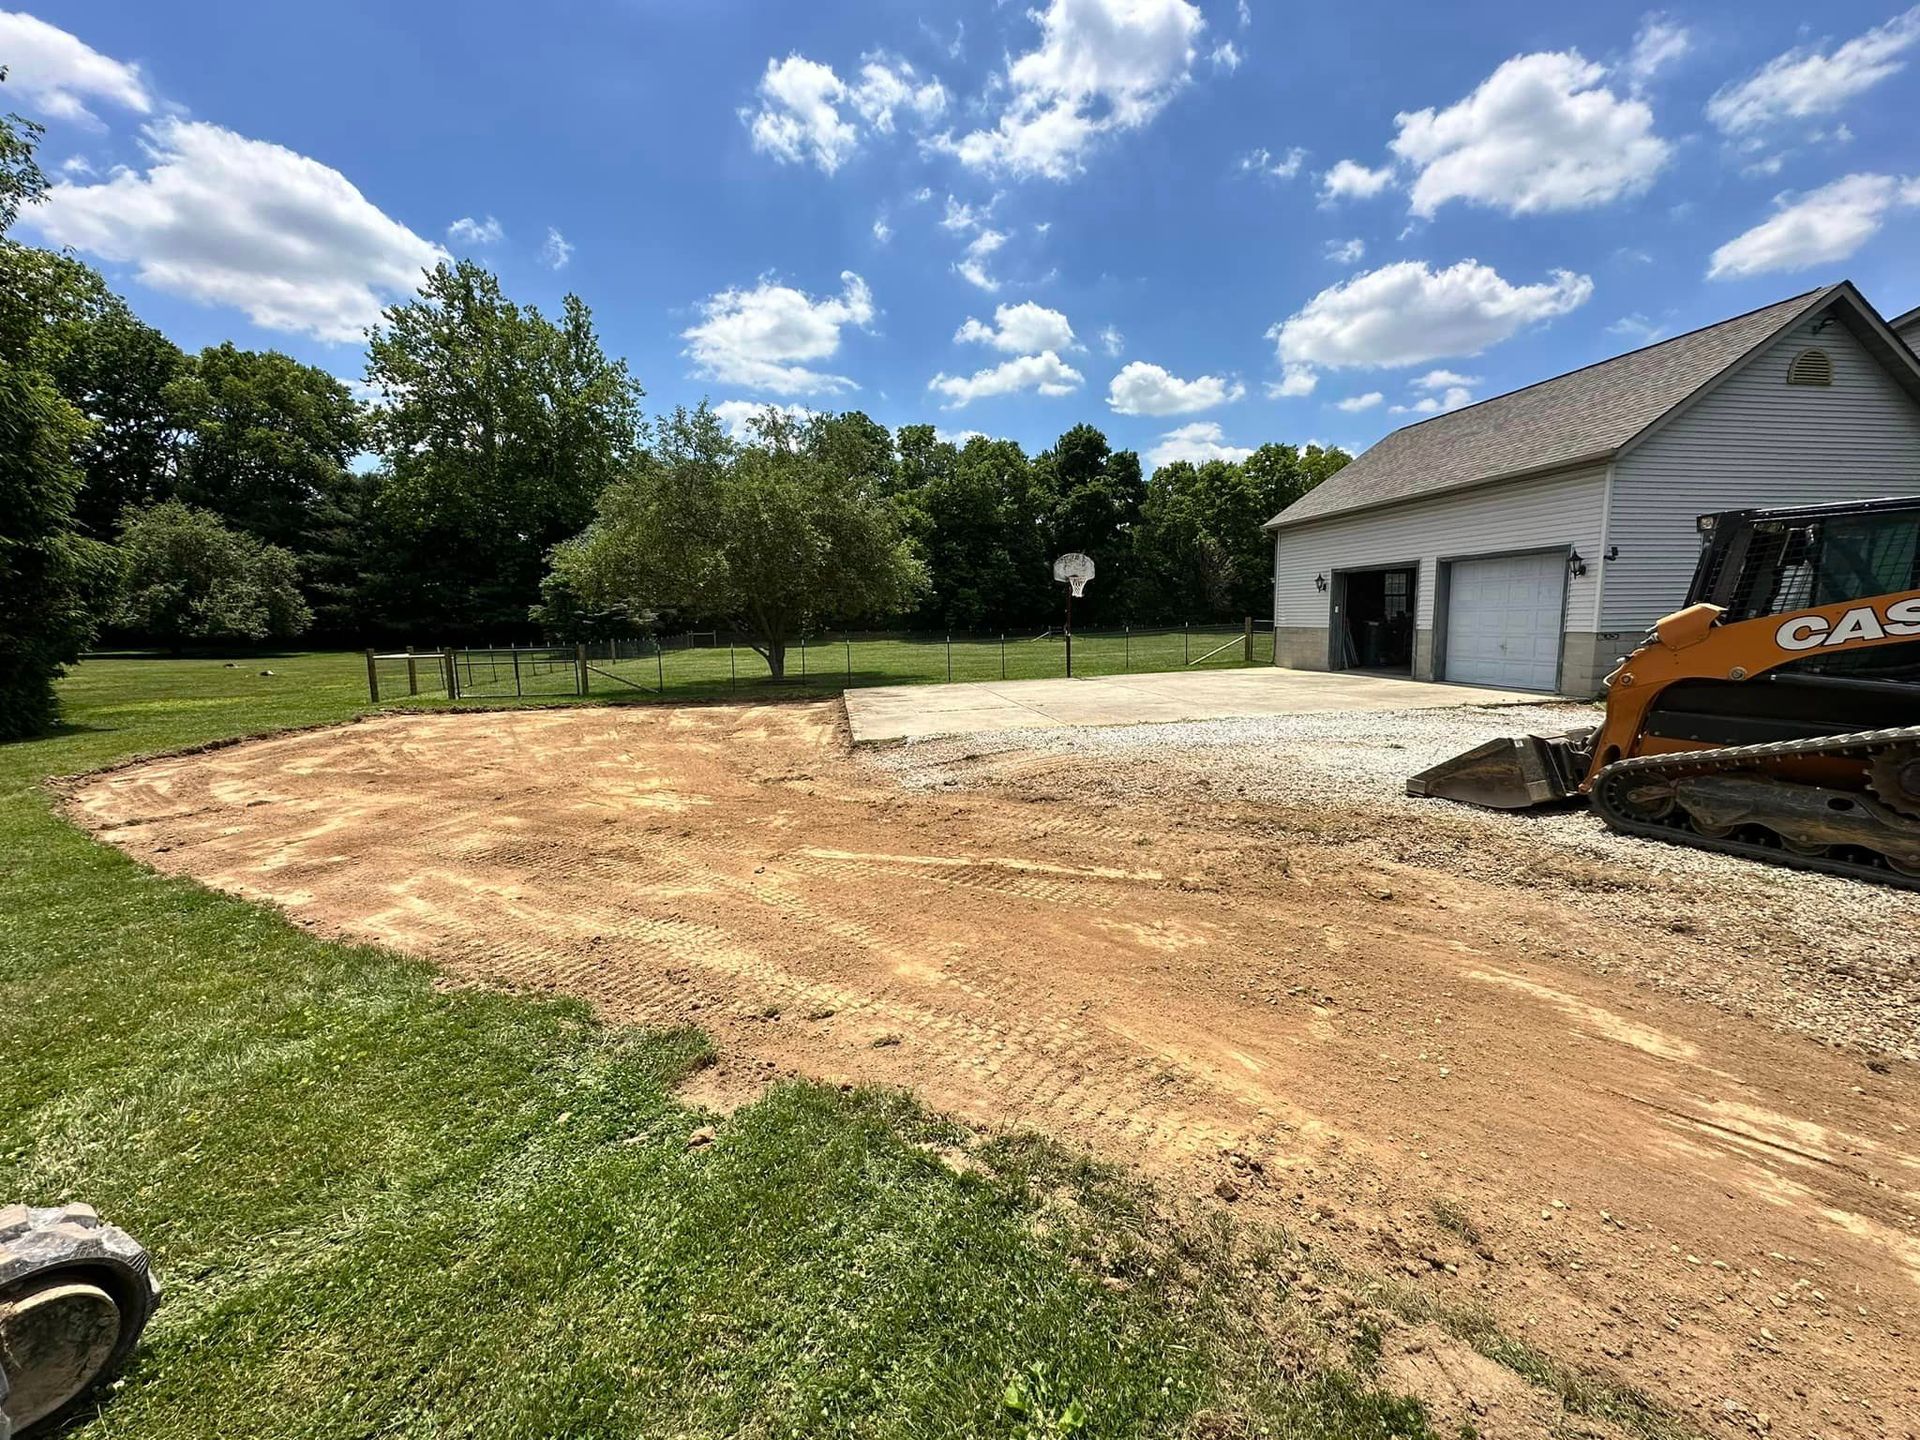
[1443,551,1565,691]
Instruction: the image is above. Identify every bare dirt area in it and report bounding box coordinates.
[71,701,1920,1439]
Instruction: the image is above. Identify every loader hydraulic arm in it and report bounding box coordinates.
[1580,588,1920,788]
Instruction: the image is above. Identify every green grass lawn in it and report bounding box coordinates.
[372,626,1279,703]
[0,654,1434,1440]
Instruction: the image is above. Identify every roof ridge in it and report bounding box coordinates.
[1379,284,1834,438]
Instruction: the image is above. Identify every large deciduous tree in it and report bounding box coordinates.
[889,426,1051,631]
[114,501,310,651]
[550,405,926,677]
[0,91,119,738]
[365,260,642,636]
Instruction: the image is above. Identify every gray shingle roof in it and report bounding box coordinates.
[1267,286,1837,529]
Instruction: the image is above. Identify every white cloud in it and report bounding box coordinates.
[59,154,94,177]
[1390,51,1670,217]
[29,117,445,343]
[710,400,816,441]
[956,301,1077,353]
[1269,259,1592,370]
[1627,15,1691,83]
[1147,421,1253,469]
[1099,324,1124,356]
[1324,236,1365,263]
[744,55,860,173]
[943,0,1207,180]
[934,426,986,446]
[1238,0,1252,26]
[1412,368,1478,390]
[1106,360,1243,414]
[447,215,503,246]
[928,350,1083,407]
[1211,40,1242,73]
[940,193,995,231]
[872,213,892,244]
[1334,391,1384,412]
[1708,7,1920,134]
[1392,385,1475,416]
[1319,158,1395,200]
[682,270,875,395]
[1266,363,1317,397]
[1607,312,1668,343]
[540,226,573,270]
[1707,172,1920,279]
[0,11,151,126]
[956,227,1008,291]
[1239,145,1306,179]
[848,54,947,133]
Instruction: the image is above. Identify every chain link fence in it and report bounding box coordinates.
[366,620,1277,703]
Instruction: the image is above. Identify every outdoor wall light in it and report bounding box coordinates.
[1567,550,1589,578]
[1604,545,1620,561]
[1314,573,1329,592]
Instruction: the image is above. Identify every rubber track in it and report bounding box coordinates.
[1590,723,1920,891]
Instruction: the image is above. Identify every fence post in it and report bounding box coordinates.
[656,640,665,695]
[576,643,588,696]
[729,639,737,688]
[801,635,807,680]
[1124,626,1130,673]
[946,633,952,683]
[1244,615,1254,663]
[406,645,418,696]
[444,649,459,700]
[1000,633,1006,680]
[845,635,852,681]
[1184,625,1190,665]
[365,649,380,703]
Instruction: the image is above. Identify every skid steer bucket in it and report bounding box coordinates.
[1406,729,1595,810]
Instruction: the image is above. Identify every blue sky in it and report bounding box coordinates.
[8,1,1919,467]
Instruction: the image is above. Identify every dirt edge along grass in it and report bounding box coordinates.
[3,652,1443,1439]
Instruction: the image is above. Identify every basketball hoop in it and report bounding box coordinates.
[1053,552,1095,594]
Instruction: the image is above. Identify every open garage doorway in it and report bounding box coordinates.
[1331,566,1416,674]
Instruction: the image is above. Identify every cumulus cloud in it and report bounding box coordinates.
[871,213,892,244]
[710,400,816,442]
[1147,421,1253,469]
[942,0,1207,180]
[28,117,445,343]
[1319,158,1395,201]
[1334,391,1384,412]
[1100,324,1124,356]
[1626,15,1691,83]
[682,271,875,395]
[1413,368,1479,389]
[940,193,995,230]
[1708,7,1920,134]
[956,227,1008,291]
[1391,371,1478,415]
[448,215,503,246]
[1211,41,1242,73]
[1708,172,1920,278]
[1266,363,1318,397]
[1390,51,1670,216]
[1269,260,1592,370]
[1239,145,1306,179]
[956,301,1077,353]
[742,52,945,174]
[1107,360,1244,415]
[0,11,151,126]
[540,226,573,270]
[928,350,1083,407]
[1324,236,1365,263]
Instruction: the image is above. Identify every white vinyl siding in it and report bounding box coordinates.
[1600,314,1920,630]
[1443,552,1568,689]
[1272,463,1607,632]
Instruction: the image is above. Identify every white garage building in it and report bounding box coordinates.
[1265,281,1920,695]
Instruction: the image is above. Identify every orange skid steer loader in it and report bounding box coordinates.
[1408,497,1920,888]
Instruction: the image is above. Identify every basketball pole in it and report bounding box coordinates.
[1064,584,1073,678]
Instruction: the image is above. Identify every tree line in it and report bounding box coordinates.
[2,95,1347,738]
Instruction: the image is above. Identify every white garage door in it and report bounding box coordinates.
[1444,551,1566,691]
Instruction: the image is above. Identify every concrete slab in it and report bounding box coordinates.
[844,667,1558,745]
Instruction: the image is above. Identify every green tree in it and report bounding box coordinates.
[114,500,311,651]
[169,342,363,553]
[0,86,119,738]
[1033,424,1145,627]
[365,260,643,635]
[551,405,926,677]
[0,243,188,537]
[890,426,1050,631]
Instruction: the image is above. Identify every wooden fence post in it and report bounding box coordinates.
[406,644,418,695]
[1243,615,1253,663]
[575,643,588,696]
[444,649,459,700]
[365,649,379,703]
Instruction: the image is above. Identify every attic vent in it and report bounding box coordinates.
[1787,348,1833,386]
